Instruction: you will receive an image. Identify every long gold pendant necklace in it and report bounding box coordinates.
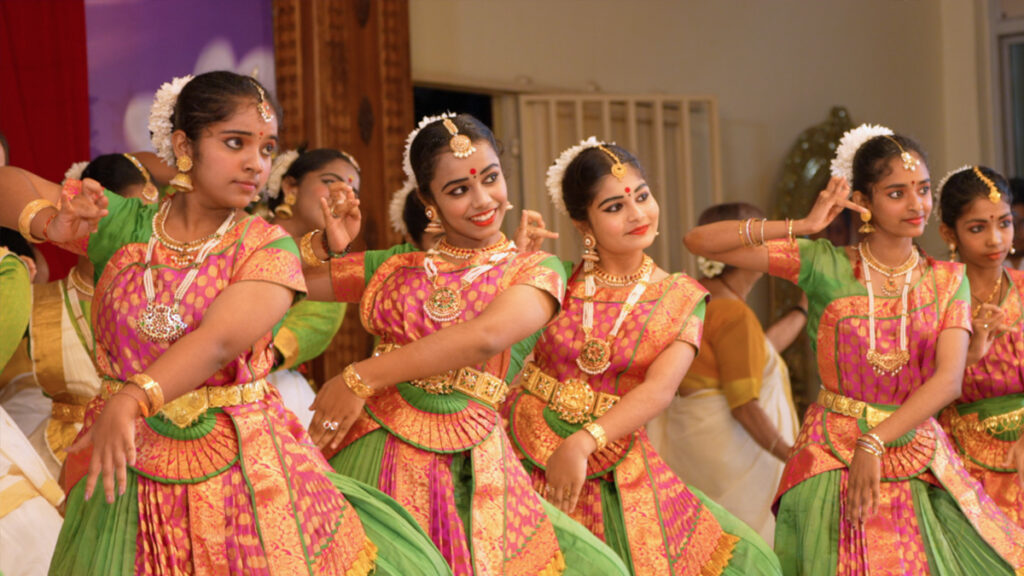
[858,242,917,375]
[136,200,236,342]
[423,236,516,323]
[576,254,654,375]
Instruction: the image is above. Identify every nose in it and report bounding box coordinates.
[243,146,263,175]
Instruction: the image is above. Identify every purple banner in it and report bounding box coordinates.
[85,0,275,159]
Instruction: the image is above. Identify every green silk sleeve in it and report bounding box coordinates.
[0,251,31,370]
[272,300,348,370]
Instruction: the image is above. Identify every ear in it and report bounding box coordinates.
[281,175,298,199]
[572,219,591,238]
[938,222,957,246]
[171,130,193,162]
[851,189,871,209]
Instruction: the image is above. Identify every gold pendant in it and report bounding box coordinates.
[137,302,188,342]
[424,286,463,323]
[866,349,909,376]
[550,378,597,424]
[576,338,612,375]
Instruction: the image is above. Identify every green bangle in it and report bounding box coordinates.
[321,230,352,259]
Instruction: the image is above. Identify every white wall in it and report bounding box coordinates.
[410,0,988,267]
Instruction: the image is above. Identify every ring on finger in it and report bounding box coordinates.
[322,420,340,431]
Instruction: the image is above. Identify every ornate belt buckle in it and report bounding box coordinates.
[160,390,210,428]
[550,378,596,424]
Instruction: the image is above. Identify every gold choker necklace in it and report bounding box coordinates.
[859,241,918,297]
[153,201,228,267]
[67,266,94,298]
[593,255,655,287]
[434,235,514,260]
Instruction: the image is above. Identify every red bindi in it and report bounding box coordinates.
[625,187,631,193]
[470,168,477,176]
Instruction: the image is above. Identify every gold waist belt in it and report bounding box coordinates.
[951,405,1024,436]
[520,362,620,424]
[102,378,269,428]
[373,343,508,410]
[816,389,893,429]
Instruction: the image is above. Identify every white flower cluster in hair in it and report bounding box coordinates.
[264,149,299,200]
[402,112,457,182]
[148,75,194,166]
[829,123,894,184]
[389,178,416,236]
[545,136,605,217]
[697,256,726,278]
[63,161,89,184]
[936,164,973,196]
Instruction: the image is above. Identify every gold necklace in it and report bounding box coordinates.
[971,270,1004,306]
[858,242,917,375]
[859,241,918,297]
[64,278,94,357]
[66,266,94,298]
[422,238,517,323]
[152,201,226,267]
[592,255,655,287]
[576,255,655,375]
[434,235,514,260]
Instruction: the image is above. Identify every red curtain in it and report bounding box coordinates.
[0,0,89,279]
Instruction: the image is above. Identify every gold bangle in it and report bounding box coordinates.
[582,421,608,451]
[737,220,749,247]
[786,218,795,245]
[758,218,768,246]
[342,364,375,399]
[18,199,56,244]
[126,373,165,414]
[300,230,329,267]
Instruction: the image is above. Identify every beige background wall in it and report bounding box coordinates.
[410,0,992,306]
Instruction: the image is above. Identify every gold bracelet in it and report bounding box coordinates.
[300,230,330,267]
[758,218,768,246]
[126,373,165,414]
[342,364,375,399]
[18,199,56,244]
[738,220,750,247]
[582,421,608,451]
[786,218,795,245]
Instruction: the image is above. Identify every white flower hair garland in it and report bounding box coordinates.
[63,161,89,184]
[264,149,299,200]
[402,112,457,183]
[829,123,893,184]
[697,256,726,278]
[936,164,973,196]
[545,136,605,217]
[148,75,194,166]
[388,178,416,236]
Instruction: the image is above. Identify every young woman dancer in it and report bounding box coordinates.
[301,113,630,576]
[684,124,1024,574]
[0,71,448,576]
[937,165,1024,529]
[504,138,781,575]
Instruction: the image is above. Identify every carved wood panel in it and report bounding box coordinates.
[273,0,413,385]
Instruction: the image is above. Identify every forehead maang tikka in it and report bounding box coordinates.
[884,135,919,173]
[250,80,275,123]
[443,118,476,159]
[973,166,1003,204]
[597,145,628,182]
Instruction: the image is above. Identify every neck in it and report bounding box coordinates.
[965,262,1004,299]
[596,249,645,277]
[713,270,755,300]
[442,230,504,251]
[275,217,307,239]
[862,233,915,267]
[166,194,236,240]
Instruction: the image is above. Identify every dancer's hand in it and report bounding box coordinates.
[309,374,365,454]
[46,178,109,243]
[513,209,558,253]
[320,182,361,255]
[544,431,594,514]
[966,304,1006,366]
[67,392,140,503]
[847,447,881,524]
[796,177,865,236]
[1006,436,1024,487]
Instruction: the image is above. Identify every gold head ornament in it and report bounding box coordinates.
[884,135,919,173]
[123,153,159,203]
[972,166,1002,204]
[597,145,627,181]
[442,118,476,159]
[250,79,275,123]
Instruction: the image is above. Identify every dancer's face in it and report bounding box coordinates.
[579,165,659,257]
[286,158,360,233]
[855,153,931,239]
[177,100,279,210]
[943,196,1013,271]
[425,142,509,248]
